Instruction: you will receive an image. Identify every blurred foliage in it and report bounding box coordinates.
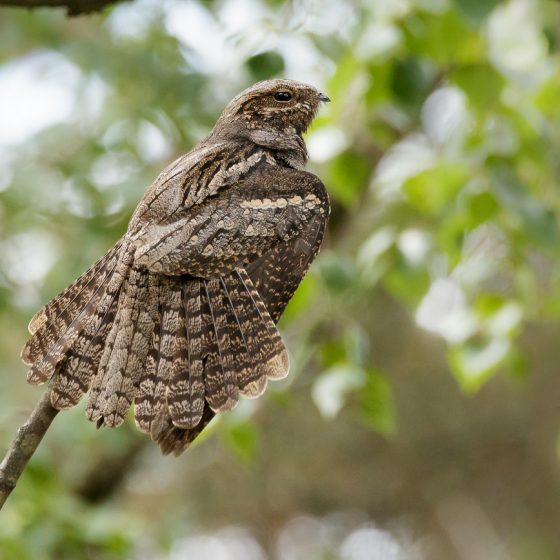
[2,0,560,558]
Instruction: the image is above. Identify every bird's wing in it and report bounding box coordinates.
[132,163,329,279]
[245,210,326,323]
[127,142,269,233]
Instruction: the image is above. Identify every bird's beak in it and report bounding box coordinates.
[318,93,331,103]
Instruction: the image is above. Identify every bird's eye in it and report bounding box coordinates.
[274,91,293,102]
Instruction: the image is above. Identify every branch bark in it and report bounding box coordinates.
[0,0,121,15]
[0,391,59,510]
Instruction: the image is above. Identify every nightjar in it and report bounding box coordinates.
[21,79,330,455]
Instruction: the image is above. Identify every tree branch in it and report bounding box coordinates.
[0,391,59,510]
[0,0,122,15]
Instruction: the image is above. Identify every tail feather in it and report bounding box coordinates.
[94,268,153,427]
[26,250,132,385]
[237,268,289,380]
[150,279,183,437]
[27,241,123,336]
[134,276,162,434]
[85,272,130,424]
[134,278,182,440]
[23,241,290,455]
[133,269,289,454]
[153,268,289,455]
[203,278,239,412]
[167,281,205,429]
[221,269,289,397]
[220,273,265,397]
[220,277,259,397]
[50,292,119,409]
[198,280,227,405]
[23,243,124,365]
[155,400,216,456]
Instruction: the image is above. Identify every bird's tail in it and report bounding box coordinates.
[22,240,133,386]
[133,269,289,455]
[21,245,289,455]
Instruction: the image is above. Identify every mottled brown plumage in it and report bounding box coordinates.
[21,79,330,455]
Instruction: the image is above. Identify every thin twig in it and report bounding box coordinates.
[0,391,59,510]
[0,0,119,16]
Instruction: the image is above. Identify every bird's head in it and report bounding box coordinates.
[211,79,330,154]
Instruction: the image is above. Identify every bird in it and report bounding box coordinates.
[20,79,331,456]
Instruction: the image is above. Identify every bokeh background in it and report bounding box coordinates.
[1,0,560,558]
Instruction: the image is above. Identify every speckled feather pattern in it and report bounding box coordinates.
[21,79,330,455]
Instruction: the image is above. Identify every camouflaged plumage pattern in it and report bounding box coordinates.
[21,79,330,455]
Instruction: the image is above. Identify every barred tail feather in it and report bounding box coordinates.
[166,281,205,429]
[237,268,289,380]
[26,246,133,386]
[134,276,162,433]
[221,268,290,396]
[134,278,182,439]
[94,268,155,427]
[203,278,239,412]
[23,242,290,456]
[85,274,129,424]
[50,292,119,410]
[155,401,216,456]
[133,268,289,455]
[27,240,124,336]
[220,274,267,397]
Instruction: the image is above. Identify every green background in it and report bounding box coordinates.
[1,0,560,558]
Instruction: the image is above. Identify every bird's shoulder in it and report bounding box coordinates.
[129,140,262,228]
[129,139,318,231]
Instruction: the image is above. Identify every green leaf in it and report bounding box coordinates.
[451,64,505,114]
[359,369,396,436]
[222,422,260,466]
[280,272,319,324]
[384,259,431,305]
[312,364,364,418]
[390,57,434,110]
[320,339,348,369]
[488,161,560,251]
[473,293,507,317]
[403,9,483,65]
[327,150,370,206]
[454,0,502,24]
[316,252,357,293]
[364,62,392,106]
[403,163,469,214]
[535,73,560,120]
[466,191,499,224]
[506,347,530,380]
[246,51,285,81]
[448,338,511,392]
